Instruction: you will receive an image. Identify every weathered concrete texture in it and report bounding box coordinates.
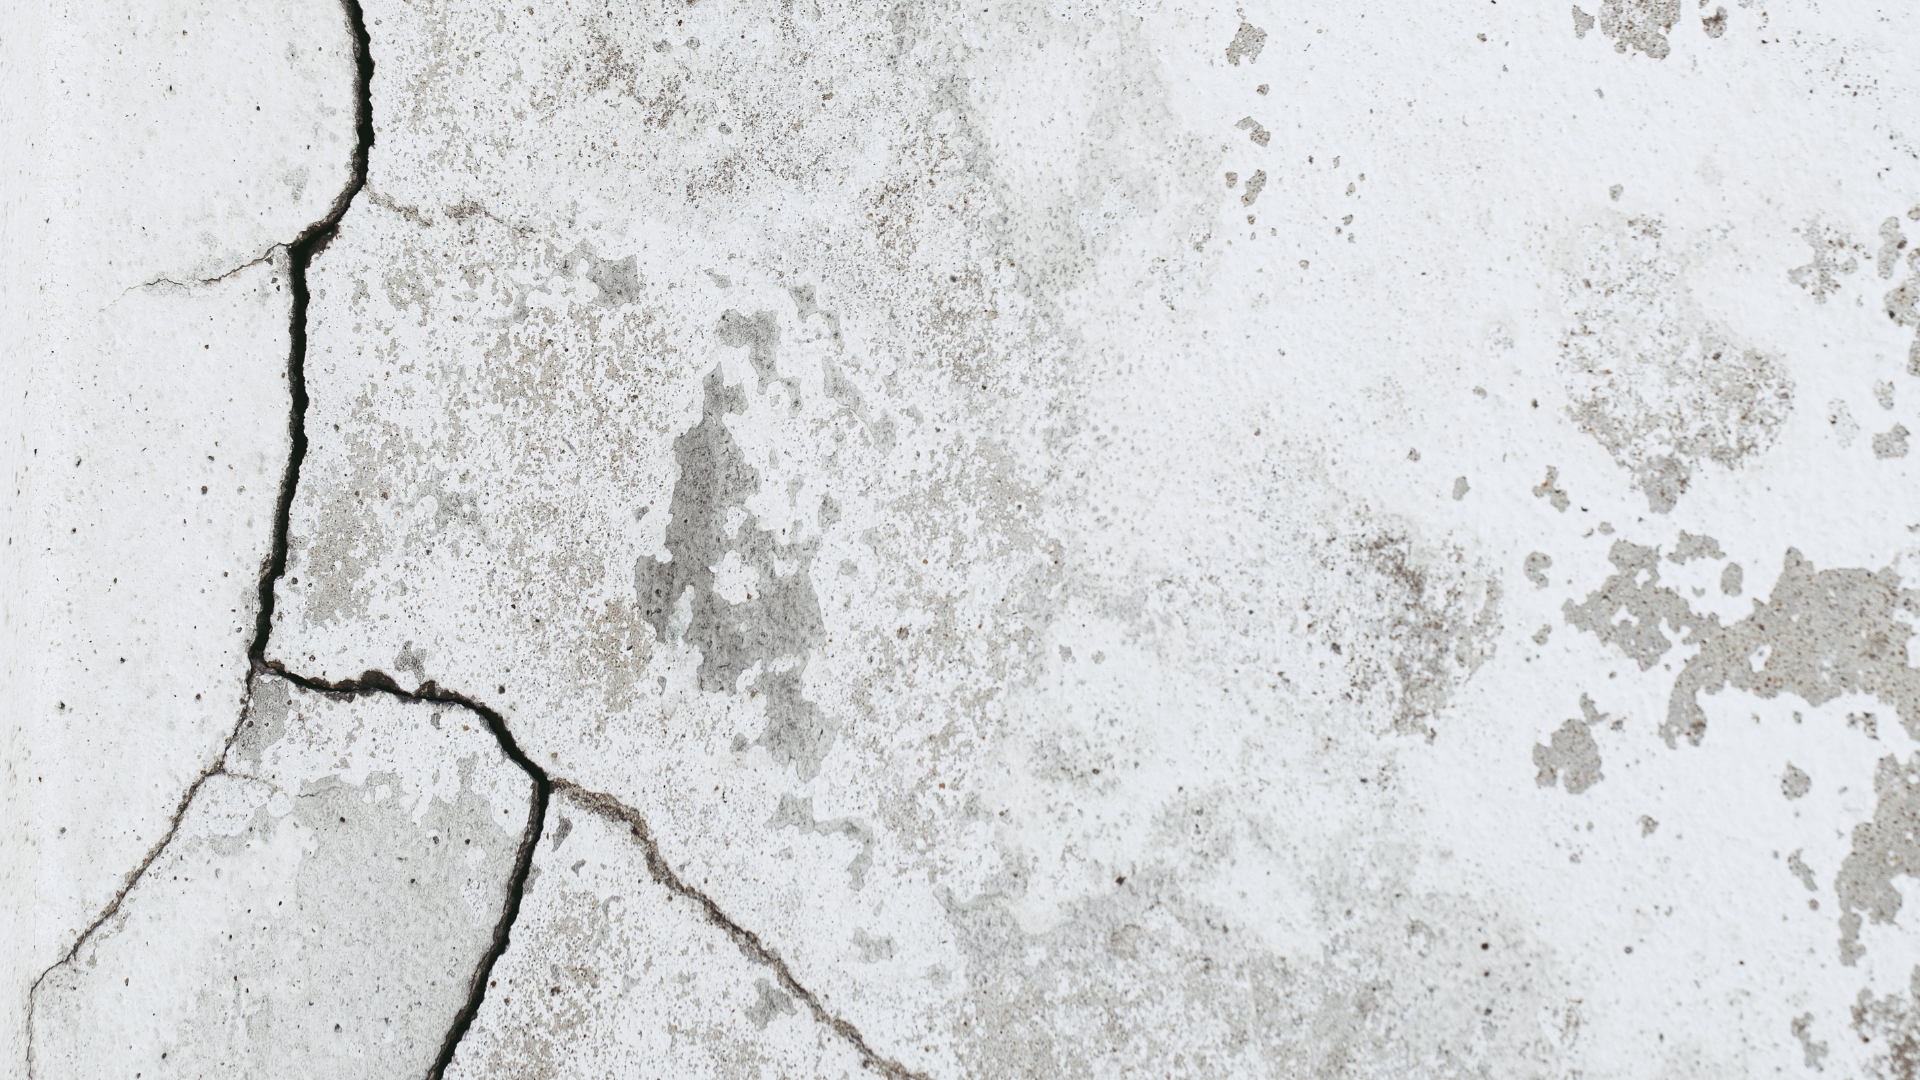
[29,676,533,1080]
[18,0,1920,1076]
[444,785,869,1080]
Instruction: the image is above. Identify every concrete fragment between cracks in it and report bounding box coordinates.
[25,1,922,1076]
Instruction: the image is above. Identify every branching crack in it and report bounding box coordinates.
[35,3,921,1078]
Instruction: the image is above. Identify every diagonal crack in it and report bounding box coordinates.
[559,780,932,1080]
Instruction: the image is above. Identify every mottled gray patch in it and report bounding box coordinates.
[1878,217,1909,280]
[850,928,895,962]
[395,639,429,682]
[1721,561,1743,596]
[1534,695,1607,793]
[1532,466,1570,512]
[1850,968,1920,1077]
[767,793,875,889]
[1788,848,1819,891]
[821,355,895,452]
[1452,475,1470,500]
[1560,217,1793,512]
[1609,183,1624,201]
[1240,169,1267,207]
[1701,6,1727,37]
[717,309,797,402]
[1890,267,1920,375]
[1875,424,1911,459]
[549,812,574,850]
[1524,552,1554,589]
[1789,219,1860,304]
[1234,116,1271,147]
[1533,624,1553,645]
[1224,21,1268,66]
[1597,0,1679,57]
[744,978,796,1030]
[232,675,291,772]
[1784,762,1812,800]
[637,366,833,778]
[1668,531,1724,564]
[1790,1012,1830,1071]
[1639,814,1659,835]
[1572,5,1597,38]
[1832,399,1862,446]
[1839,754,1920,963]
[1878,381,1898,410]
[563,242,642,309]
[1667,550,1920,747]
[1563,539,1718,673]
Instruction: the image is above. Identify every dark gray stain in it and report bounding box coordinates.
[635,364,834,778]
[1838,753,1920,963]
[564,242,642,309]
[1701,6,1727,37]
[1534,695,1606,794]
[1224,21,1267,66]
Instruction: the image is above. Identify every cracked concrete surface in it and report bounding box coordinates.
[9,0,1920,1077]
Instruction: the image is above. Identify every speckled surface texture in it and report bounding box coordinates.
[8,1,1920,1077]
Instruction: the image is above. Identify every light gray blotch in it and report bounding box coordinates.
[1790,1012,1829,1071]
[1788,849,1818,890]
[768,793,875,889]
[232,676,291,772]
[1533,624,1552,645]
[1224,171,1238,189]
[1878,216,1909,279]
[1598,0,1679,57]
[851,928,896,962]
[1788,219,1859,304]
[1877,380,1897,410]
[1234,117,1271,147]
[1666,550,1920,748]
[1838,753,1920,963]
[1240,169,1267,207]
[1564,539,1717,673]
[717,309,797,401]
[1888,265,1920,375]
[1668,531,1725,564]
[565,242,642,309]
[1830,399,1861,446]
[1850,970,1920,1074]
[1452,476,1470,500]
[1534,695,1607,794]
[1609,183,1623,202]
[1720,561,1742,596]
[1639,814,1658,835]
[1531,466,1571,512]
[1524,552,1553,589]
[1701,6,1727,37]
[1875,424,1910,459]
[395,640,429,682]
[1572,5,1596,37]
[1224,21,1268,65]
[745,978,797,1030]
[549,813,574,850]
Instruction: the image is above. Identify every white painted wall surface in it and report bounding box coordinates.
[7,1,1920,1077]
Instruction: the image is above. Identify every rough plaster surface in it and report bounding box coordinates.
[8,0,1920,1077]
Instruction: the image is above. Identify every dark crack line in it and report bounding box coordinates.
[260,668,549,1080]
[558,781,930,1080]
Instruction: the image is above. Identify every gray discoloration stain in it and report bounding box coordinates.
[1572,5,1597,38]
[1875,424,1911,459]
[1533,466,1571,512]
[1789,219,1861,305]
[637,366,832,778]
[1534,623,1553,645]
[768,794,876,890]
[1224,21,1268,66]
[1639,814,1659,836]
[1597,0,1681,58]
[1784,762,1812,800]
[1534,695,1607,793]
[1452,475,1470,500]
[746,979,798,1030]
[1832,399,1863,446]
[1877,381,1898,410]
[1668,531,1725,564]
[565,242,643,309]
[1790,1012,1830,1071]
[1525,551,1554,588]
[1701,6,1728,38]
[1788,848,1819,890]
[1559,217,1793,511]
[1888,259,1920,374]
[1563,539,1716,672]
[1879,217,1910,280]
[1850,969,1920,1078]
[1838,754,1920,963]
[1241,169,1267,206]
[1667,550,1920,748]
[1234,116,1271,147]
[1721,561,1743,596]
